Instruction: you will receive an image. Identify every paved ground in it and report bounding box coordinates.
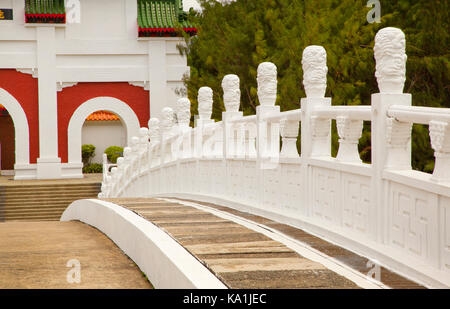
[0,221,152,289]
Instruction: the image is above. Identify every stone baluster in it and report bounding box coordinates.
[384,117,412,169]
[336,116,364,163]
[110,167,118,197]
[148,118,161,145]
[177,98,191,130]
[195,87,214,158]
[177,98,192,158]
[256,62,280,168]
[222,75,243,159]
[301,45,331,158]
[429,121,450,182]
[246,122,257,159]
[139,128,149,151]
[161,107,175,163]
[148,118,160,166]
[280,119,300,158]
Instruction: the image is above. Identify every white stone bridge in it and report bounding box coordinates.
[65,27,450,288]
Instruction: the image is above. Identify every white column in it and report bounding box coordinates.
[36,26,62,179]
[372,27,410,243]
[148,39,167,119]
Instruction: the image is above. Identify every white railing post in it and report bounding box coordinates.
[148,118,160,167]
[300,45,330,217]
[300,46,331,159]
[429,121,450,182]
[102,153,108,183]
[195,87,214,158]
[256,62,280,169]
[222,75,243,159]
[371,27,411,243]
[161,107,175,163]
[176,97,192,158]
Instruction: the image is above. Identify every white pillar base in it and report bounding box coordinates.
[36,158,62,179]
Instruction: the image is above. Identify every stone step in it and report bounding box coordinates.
[2,184,100,193]
[2,187,100,196]
[3,196,96,206]
[3,205,71,213]
[3,215,62,222]
[3,210,67,218]
[4,193,99,202]
[0,181,101,221]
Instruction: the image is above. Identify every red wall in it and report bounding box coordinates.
[0,70,39,164]
[57,82,150,163]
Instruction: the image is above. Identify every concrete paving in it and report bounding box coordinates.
[0,221,152,289]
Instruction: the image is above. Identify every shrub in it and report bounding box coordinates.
[104,146,124,164]
[83,163,103,174]
[82,144,96,166]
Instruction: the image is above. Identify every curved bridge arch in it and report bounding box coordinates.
[67,97,140,164]
[0,88,30,166]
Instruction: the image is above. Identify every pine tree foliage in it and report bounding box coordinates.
[180,0,449,172]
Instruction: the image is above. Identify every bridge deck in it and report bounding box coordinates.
[103,198,424,289]
[0,221,152,289]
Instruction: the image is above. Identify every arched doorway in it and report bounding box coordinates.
[67,97,140,166]
[0,88,31,179]
[0,105,15,174]
[82,111,127,164]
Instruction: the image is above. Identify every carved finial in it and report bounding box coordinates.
[123,147,131,158]
[176,98,191,127]
[140,127,149,137]
[161,107,175,132]
[257,62,277,106]
[111,167,117,175]
[198,87,213,120]
[130,136,139,152]
[302,46,328,98]
[374,27,407,94]
[148,118,160,143]
[117,157,124,167]
[222,74,241,112]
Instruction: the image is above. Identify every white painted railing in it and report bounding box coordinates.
[99,28,450,288]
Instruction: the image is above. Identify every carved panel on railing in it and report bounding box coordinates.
[388,182,439,263]
[342,174,371,235]
[312,167,338,223]
[442,197,450,272]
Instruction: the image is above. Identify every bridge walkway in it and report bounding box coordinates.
[103,198,424,289]
[0,221,152,289]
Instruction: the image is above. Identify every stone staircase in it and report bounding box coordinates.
[0,182,101,222]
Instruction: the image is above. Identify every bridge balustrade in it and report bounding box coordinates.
[99,27,450,288]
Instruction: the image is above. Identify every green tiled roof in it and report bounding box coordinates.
[25,0,66,23]
[138,0,196,37]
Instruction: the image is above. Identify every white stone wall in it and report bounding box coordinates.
[0,0,190,179]
[82,121,126,164]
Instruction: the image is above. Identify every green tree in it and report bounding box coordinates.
[181,0,449,171]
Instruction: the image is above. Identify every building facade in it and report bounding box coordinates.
[0,0,195,179]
